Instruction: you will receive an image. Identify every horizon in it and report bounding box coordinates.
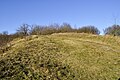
[0,0,120,34]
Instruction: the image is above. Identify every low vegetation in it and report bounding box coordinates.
[17,23,100,35]
[104,24,120,36]
[78,26,100,34]
[0,33,120,80]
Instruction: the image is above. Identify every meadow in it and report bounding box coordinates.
[0,33,120,80]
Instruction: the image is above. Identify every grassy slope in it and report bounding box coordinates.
[0,33,120,80]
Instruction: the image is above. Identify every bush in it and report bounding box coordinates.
[0,31,20,49]
[58,23,73,33]
[78,26,100,34]
[30,23,73,35]
[30,25,44,35]
[104,25,120,36]
[0,31,10,47]
[30,25,58,35]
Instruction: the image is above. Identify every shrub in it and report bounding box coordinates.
[58,23,73,33]
[30,25,44,35]
[30,23,73,35]
[78,26,100,34]
[104,25,120,36]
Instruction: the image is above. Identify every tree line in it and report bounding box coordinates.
[15,23,100,36]
[0,23,120,47]
[14,23,120,36]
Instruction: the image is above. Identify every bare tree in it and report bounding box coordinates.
[17,24,30,36]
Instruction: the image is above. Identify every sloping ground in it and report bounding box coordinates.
[0,33,120,80]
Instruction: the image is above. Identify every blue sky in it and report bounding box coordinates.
[0,0,120,34]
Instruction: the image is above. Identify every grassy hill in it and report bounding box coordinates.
[0,33,120,80]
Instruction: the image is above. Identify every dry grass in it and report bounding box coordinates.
[0,33,120,80]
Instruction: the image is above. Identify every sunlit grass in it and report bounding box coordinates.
[0,33,120,80]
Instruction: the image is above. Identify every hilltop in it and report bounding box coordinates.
[0,33,120,80]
